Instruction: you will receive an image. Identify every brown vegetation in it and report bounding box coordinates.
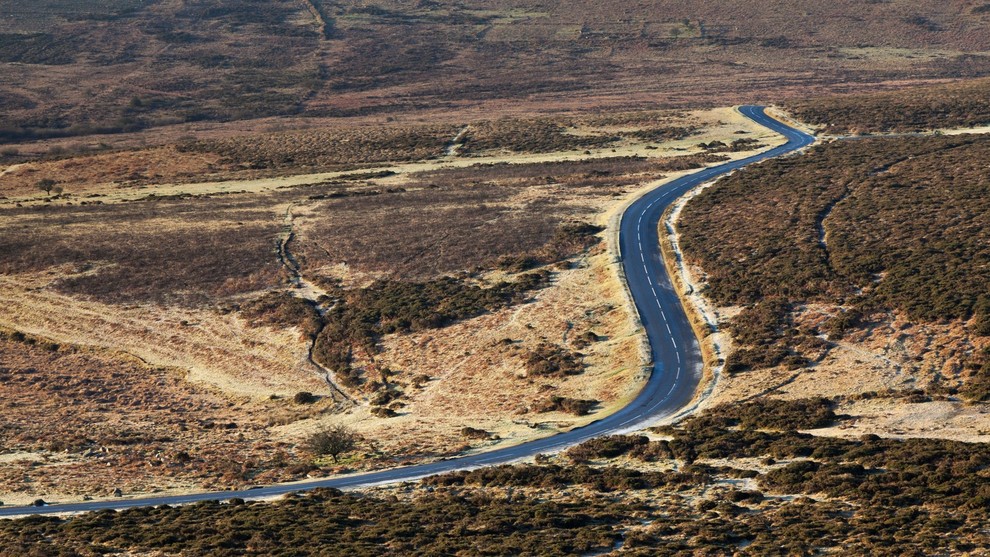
[290,154,675,284]
[8,398,990,555]
[786,77,990,134]
[178,124,460,170]
[0,330,330,502]
[0,195,284,306]
[0,0,322,142]
[0,115,720,199]
[0,108,768,505]
[457,118,619,155]
[5,0,990,153]
[679,135,990,388]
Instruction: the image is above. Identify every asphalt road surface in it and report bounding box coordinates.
[0,106,815,518]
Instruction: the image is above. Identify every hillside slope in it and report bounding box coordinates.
[3,0,990,145]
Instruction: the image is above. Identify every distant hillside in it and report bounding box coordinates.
[785,77,990,133]
[4,0,990,141]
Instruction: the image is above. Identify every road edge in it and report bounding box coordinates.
[655,106,818,422]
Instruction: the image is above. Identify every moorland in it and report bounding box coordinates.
[7,399,990,555]
[677,114,990,441]
[0,105,783,504]
[3,1,990,554]
[4,0,990,159]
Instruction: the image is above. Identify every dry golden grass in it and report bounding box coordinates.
[0,331,340,506]
[0,107,780,504]
[335,248,647,457]
[0,146,230,198]
[0,273,323,398]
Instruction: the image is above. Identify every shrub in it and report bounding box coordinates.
[460,427,491,440]
[681,398,837,431]
[293,392,317,404]
[961,361,990,402]
[523,343,584,377]
[370,407,397,418]
[566,435,650,463]
[535,396,598,416]
[304,424,357,463]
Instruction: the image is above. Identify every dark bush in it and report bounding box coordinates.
[460,427,491,440]
[684,398,837,431]
[293,392,317,404]
[304,424,357,463]
[523,343,584,377]
[566,435,650,463]
[535,396,598,416]
[961,361,990,402]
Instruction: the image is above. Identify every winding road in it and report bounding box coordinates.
[0,106,815,518]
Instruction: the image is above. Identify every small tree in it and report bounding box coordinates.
[305,423,357,463]
[36,179,57,196]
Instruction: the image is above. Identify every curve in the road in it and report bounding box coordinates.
[0,106,815,518]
